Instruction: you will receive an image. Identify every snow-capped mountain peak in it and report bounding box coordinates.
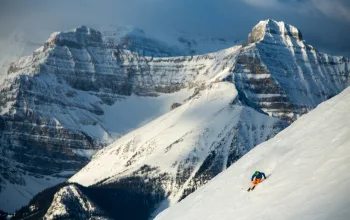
[248,19,303,45]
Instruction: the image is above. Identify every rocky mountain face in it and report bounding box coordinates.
[0,25,242,211]
[233,19,349,122]
[1,19,350,215]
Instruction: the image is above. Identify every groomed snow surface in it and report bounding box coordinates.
[156,86,350,220]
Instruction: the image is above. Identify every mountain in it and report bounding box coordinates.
[235,19,349,121]
[1,19,349,213]
[155,86,350,220]
[43,184,107,219]
[0,26,240,212]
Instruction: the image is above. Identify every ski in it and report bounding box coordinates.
[247,186,256,192]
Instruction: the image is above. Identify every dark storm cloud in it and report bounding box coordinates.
[0,0,349,57]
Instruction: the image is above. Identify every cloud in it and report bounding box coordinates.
[243,0,283,8]
[242,0,350,21]
[310,0,350,21]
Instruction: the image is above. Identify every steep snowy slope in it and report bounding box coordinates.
[156,86,350,220]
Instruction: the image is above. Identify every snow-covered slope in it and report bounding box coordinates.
[156,86,350,220]
[70,82,286,186]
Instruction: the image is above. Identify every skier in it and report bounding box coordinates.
[248,171,266,191]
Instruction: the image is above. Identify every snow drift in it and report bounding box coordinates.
[155,86,350,220]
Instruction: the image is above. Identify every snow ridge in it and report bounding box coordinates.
[44,184,107,219]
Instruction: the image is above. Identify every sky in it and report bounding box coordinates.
[0,0,349,69]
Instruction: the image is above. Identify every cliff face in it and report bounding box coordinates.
[234,19,349,121]
[1,20,350,212]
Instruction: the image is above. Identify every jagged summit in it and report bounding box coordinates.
[247,19,304,45]
[45,25,104,50]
